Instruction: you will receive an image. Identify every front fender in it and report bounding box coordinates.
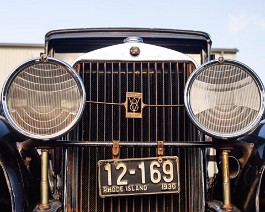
[0,116,34,211]
[245,120,265,146]
[232,120,265,211]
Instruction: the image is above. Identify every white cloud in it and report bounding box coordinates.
[227,14,249,33]
[256,18,265,30]
[227,13,265,33]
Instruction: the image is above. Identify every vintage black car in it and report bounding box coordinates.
[1,28,265,212]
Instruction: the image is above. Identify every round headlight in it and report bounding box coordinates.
[1,56,86,140]
[184,58,265,139]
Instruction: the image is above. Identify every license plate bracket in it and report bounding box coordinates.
[98,156,179,198]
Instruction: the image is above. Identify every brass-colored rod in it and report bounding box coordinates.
[222,150,233,209]
[39,149,50,210]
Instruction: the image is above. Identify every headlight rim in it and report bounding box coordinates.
[184,58,265,139]
[1,56,86,140]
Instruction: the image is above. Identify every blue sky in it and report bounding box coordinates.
[1,0,265,81]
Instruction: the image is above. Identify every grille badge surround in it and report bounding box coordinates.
[125,92,143,118]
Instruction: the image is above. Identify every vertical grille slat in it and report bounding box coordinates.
[147,63,151,144]
[118,62,122,142]
[103,63,106,141]
[155,62,158,142]
[69,60,204,212]
[140,63,144,142]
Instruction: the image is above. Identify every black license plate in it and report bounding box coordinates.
[98,156,179,197]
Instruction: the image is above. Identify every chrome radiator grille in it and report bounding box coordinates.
[78,62,194,142]
[66,61,204,211]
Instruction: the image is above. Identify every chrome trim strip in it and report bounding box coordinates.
[72,42,197,65]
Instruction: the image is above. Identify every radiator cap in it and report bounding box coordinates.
[123,36,143,43]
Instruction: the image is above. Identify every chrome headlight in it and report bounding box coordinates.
[1,56,86,140]
[184,58,265,139]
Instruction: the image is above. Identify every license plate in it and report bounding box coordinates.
[98,156,179,197]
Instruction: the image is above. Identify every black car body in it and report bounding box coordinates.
[0,28,265,212]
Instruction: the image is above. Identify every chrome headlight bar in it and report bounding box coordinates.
[184,58,265,139]
[1,55,86,140]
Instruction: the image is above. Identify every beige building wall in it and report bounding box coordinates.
[0,44,43,91]
[211,48,238,60]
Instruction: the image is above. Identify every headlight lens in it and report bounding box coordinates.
[184,59,264,139]
[1,56,86,140]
